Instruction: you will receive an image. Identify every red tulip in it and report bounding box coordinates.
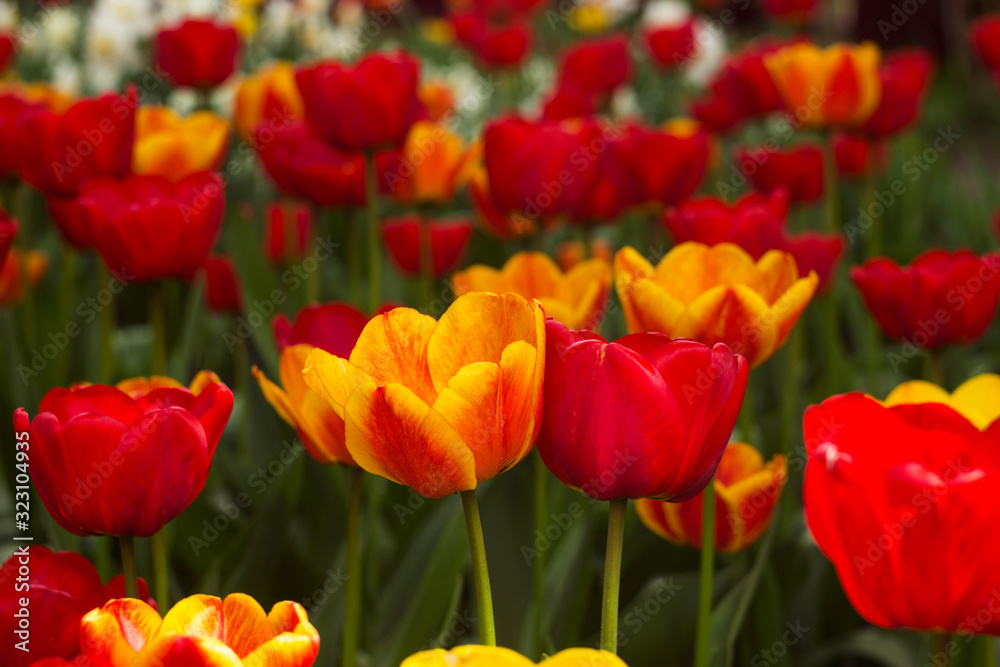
[0,210,16,270]
[201,254,243,314]
[540,83,598,121]
[538,319,748,501]
[382,216,473,278]
[0,93,46,180]
[759,0,818,23]
[691,42,787,133]
[155,18,241,89]
[296,51,422,152]
[664,190,788,260]
[860,49,934,138]
[264,201,313,264]
[970,13,1000,72]
[0,33,14,72]
[558,34,632,97]
[622,122,709,207]
[851,250,1000,348]
[644,20,697,69]
[13,379,233,536]
[736,143,824,203]
[785,231,844,293]
[803,393,1000,633]
[0,546,152,667]
[451,12,532,67]
[569,126,642,224]
[45,196,93,250]
[833,132,875,179]
[273,302,373,357]
[79,172,225,283]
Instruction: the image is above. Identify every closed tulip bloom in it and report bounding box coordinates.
[622,121,709,207]
[296,51,421,152]
[0,92,48,180]
[155,18,241,89]
[570,127,642,224]
[419,81,456,122]
[111,371,223,399]
[765,42,881,127]
[759,0,817,23]
[468,165,536,239]
[13,378,233,536]
[132,106,230,182]
[302,293,545,498]
[736,144,824,203]
[615,242,818,367]
[451,12,533,67]
[970,14,1000,72]
[0,546,153,667]
[264,202,313,264]
[0,211,16,270]
[803,393,1000,634]
[382,216,473,278]
[401,646,627,666]
[0,248,48,306]
[691,41,787,133]
[882,374,1000,430]
[785,231,844,294]
[233,61,304,140]
[664,191,789,261]
[859,49,934,138]
[636,442,787,553]
[80,594,319,667]
[201,255,243,314]
[645,20,696,70]
[385,121,472,204]
[80,172,225,283]
[833,132,877,179]
[851,250,1000,348]
[541,83,599,121]
[558,34,633,96]
[453,251,611,330]
[539,319,747,500]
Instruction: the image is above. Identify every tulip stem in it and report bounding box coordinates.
[460,489,496,646]
[364,152,381,314]
[342,466,364,667]
[926,348,946,387]
[347,207,363,308]
[98,262,116,384]
[152,530,169,607]
[822,133,841,232]
[533,452,548,657]
[694,479,716,667]
[120,535,139,599]
[930,632,950,667]
[419,215,435,310]
[150,282,167,376]
[601,498,627,654]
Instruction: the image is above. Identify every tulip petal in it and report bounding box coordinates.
[80,599,162,667]
[155,594,223,637]
[131,635,243,667]
[348,308,438,404]
[540,649,629,666]
[253,366,299,428]
[655,242,762,305]
[242,632,321,667]
[674,285,775,365]
[755,250,800,304]
[302,349,376,419]
[275,345,352,464]
[951,373,1000,429]
[770,273,819,349]
[40,385,142,425]
[221,593,273,657]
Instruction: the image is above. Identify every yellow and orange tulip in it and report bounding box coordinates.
[614,242,818,367]
[636,442,787,553]
[452,251,611,330]
[402,646,628,666]
[302,293,545,498]
[881,374,1000,430]
[79,593,319,667]
[388,120,473,205]
[419,80,456,122]
[132,106,230,182]
[233,61,304,140]
[0,248,47,305]
[764,42,881,128]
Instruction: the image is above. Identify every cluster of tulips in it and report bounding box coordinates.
[2,0,1000,666]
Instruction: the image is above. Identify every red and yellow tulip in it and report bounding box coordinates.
[233,61,304,140]
[881,374,1000,430]
[388,120,473,205]
[132,106,230,182]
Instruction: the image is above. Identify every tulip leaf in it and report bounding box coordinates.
[802,627,916,667]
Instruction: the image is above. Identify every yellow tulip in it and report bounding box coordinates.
[882,374,1000,430]
[132,106,230,182]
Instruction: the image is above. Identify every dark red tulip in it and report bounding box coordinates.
[13,380,233,536]
[0,93,46,180]
[570,126,642,224]
[644,20,696,69]
[736,143,824,203]
[382,215,473,277]
[759,0,817,23]
[622,122,709,207]
[860,49,933,138]
[804,393,1000,633]
[0,210,16,270]
[557,34,633,97]
[273,302,372,356]
[664,190,788,260]
[970,13,1000,72]
[539,319,747,500]
[45,196,91,250]
[155,18,241,88]
[540,83,598,121]
[690,41,787,133]
[296,51,422,152]
[785,231,844,293]
[79,172,225,283]
[264,201,313,264]
[851,250,1000,348]
[833,132,875,179]
[201,254,243,314]
[451,12,533,67]
[0,33,14,73]
[0,546,152,667]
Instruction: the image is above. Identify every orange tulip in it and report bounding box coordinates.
[881,374,1000,430]
[385,120,473,205]
[302,293,545,498]
[764,42,881,127]
[453,251,611,330]
[636,442,787,553]
[132,106,230,182]
[401,646,627,666]
[233,61,304,140]
[555,238,614,272]
[0,248,47,305]
[419,80,456,122]
[614,242,817,367]
[79,593,319,667]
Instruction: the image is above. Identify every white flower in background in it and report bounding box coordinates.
[684,19,727,87]
[641,0,691,28]
[258,0,295,46]
[42,7,82,54]
[612,86,640,118]
[159,0,221,24]
[0,1,16,32]
[51,59,83,97]
[99,0,156,36]
[84,0,156,91]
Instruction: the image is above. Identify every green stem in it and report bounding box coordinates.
[418,215,435,310]
[532,452,548,656]
[927,348,946,387]
[823,292,843,397]
[347,207,363,308]
[365,153,381,314]
[930,632,950,667]
[342,466,364,667]
[694,480,717,667]
[601,498,627,654]
[152,530,169,607]
[781,328,801,461]
[98,262,116,384]
[55,248,77,383]
[862,166,880,259]
[150,283,167,376]
[234,341,252,463]
[120,535,139,599]
[460,489,496,646]
[822,136,841,233]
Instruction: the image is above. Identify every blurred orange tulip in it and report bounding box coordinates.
[765,42,881,127]
[233,61,304,139]
[636,442,787,553]
[302,293,545,498]
[132,106,230,182]
[386,120,473,205]
[80,593,319,666]
[453,251,611,330]
[0,248,47,305]
[419,80,456,122]
[615,242,817,367]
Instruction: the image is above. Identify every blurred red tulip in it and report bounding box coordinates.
[541,83,598,121]
[0,248,48,305]
[0,33,14,72]
[382,216,473,277]
[759,0,818,23]
[296,50,422,152]
[451,12,533,67]
[622,122,709,207]
[273,302,373,356]
[0,210,16,270]
[664,190,788,260]
[265,201,313,264]
[155,18,241,89]
[644,20,696,69]
[970,13,1000,72]
[860,49,934,138]
[736,143,824,203]
[0,546,153,667]
[570,125,642,224]
[785,231,844,293]
[538,319,748,501]
[201,254,243,314]
[468,164,536,239]
[0,93,46,180]
[13,379,233,536]
[804,393,1000,633]
[691,41,787,133]
[851,250,1000,348]
[833,132,875,179]
[79,172,225,283]
[557,34,632,96]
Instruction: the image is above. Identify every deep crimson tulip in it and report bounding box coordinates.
[569,129,642,224]
[0,546,153,667]
[538,319,748,501]
[382,216,473,278]
[860,49,934,138]
[296,50,422,152]
[970,14,1000,72]
[0,210,16,270]
[17,88,137,199]
[79,172,225,283]
[736,144,824,203]
[644,20,696,69]
[557,34,632,96]
[803,393,1000,633]
[264,201,313,264]
[541,83,598,121]
[0,33,14,73]
[201,254,243,314]
[833,132,874,179]
[664,191,788,260]
[759,0,818,23]
[0,93,45,180]
[691,41,787,133]
[155,18,241,89]
[13,380,234,537]
[851,250,1000,348]
[45,196,92,250]
[785,231,844,294]
[451,12,532,67]
[622,123,709,207]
